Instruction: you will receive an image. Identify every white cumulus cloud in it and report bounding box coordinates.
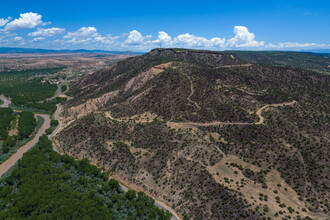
[5,12,47,31]
[64,27,98,39]
[63,27,100,44]
[94,35,120,44]
[28,27,65,37]
[2,14,328,52]
[227,26,264,47]
[0,17,11,27]
[152,31,172,46]
[173,33,225,48]
[125,30,144,45]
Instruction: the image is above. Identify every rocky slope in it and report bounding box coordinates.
[56,48,329,219]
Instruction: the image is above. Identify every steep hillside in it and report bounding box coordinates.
[56,48,329,219]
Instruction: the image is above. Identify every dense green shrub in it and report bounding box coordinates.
[0,135,171,219]
[0,108,14,140]
[17,111,36,139]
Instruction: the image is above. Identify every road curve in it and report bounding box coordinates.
[0,114,50,178]
[47,80,65,101]
[0,95,11,107]
[154,200,180,220]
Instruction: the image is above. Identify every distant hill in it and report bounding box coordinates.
[56,48,329,219]
[0,47,144,55]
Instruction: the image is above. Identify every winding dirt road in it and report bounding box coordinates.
[177,72,297,127]
[217,63,252,68]
[107,71,297,128]
[179,100,297,127]
[254,101,297,125]
[181,73,201,111]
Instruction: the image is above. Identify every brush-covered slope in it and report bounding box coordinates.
[56,48,330,219]
[228,51,330,74]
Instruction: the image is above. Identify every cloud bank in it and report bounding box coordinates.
[28,27,65,37]
[0,12,329,51]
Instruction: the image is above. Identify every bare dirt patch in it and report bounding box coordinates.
[124,62,172,93]
[64,90,120,124]
[0,53,133,72]
[8,129,18,136]
[207,155,327,219]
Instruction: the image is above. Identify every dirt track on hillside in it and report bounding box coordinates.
[182,73,201,110]
[178,100,297,127]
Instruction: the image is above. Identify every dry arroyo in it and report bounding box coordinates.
[0,114,50,178]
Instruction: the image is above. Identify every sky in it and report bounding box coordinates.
[0,0,329,52]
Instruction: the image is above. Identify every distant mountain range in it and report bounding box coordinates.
[300,49,330,54]
[1,47,329,56]
[0,47,144,55]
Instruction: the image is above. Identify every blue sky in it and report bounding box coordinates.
[0,0,329,51]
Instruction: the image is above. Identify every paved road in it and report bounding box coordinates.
[49,104,62,154]
[49,104,61,138]
[47,80,65,101]
[48,81,65,153]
